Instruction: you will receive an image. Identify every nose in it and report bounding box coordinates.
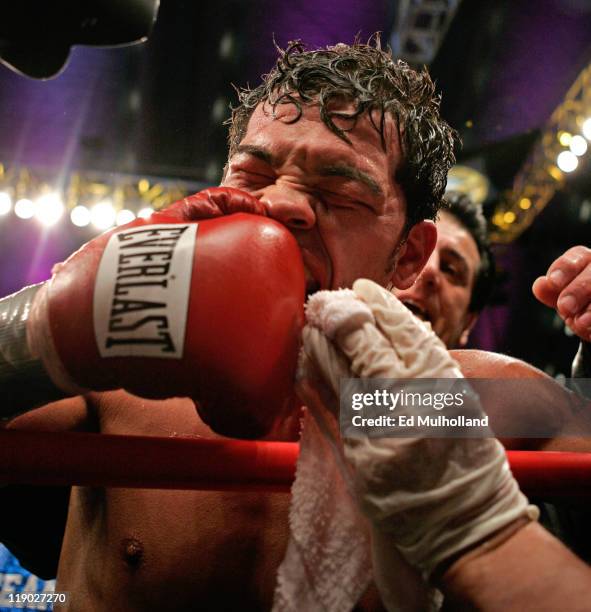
[418,253,441,290]
[259,183,316,230]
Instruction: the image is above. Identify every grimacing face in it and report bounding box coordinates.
[393,212,482,349]
[222,100,436,293]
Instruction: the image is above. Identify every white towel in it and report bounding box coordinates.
[272,400,372,611]
[272,284,445,612]
[272,398,440,612]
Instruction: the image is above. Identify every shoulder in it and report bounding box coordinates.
[450,349,546,379]
[5,395,95,432]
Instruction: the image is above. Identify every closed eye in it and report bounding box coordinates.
[316,189,375,213]
[238,168,274,180]
[227,168,274,189]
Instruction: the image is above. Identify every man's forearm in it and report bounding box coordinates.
[440,521,591,611]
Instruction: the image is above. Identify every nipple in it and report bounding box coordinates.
[120,537,145,569]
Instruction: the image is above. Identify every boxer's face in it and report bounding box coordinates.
[223,100,435,292]
[393,212,481,348]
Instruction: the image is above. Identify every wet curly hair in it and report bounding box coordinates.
[227,36,458,228]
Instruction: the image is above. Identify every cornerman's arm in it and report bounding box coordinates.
[440,521,591,611]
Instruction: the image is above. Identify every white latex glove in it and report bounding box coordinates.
[299,279,538,588]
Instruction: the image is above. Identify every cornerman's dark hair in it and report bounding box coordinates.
[227,36,458,228]
[443,191,496,312]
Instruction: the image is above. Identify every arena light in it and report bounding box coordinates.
[116,209,136,226]
[446,165,489,204]
[569,134,588,156]
[492,212,505,227]
[519,197,532,210]
[218,32,235,59]
[137,207,153,219]
[556,150,579,173]
[583,118,591,141]
[90,200,116,230]
[211,97,228,122]
[70,205,91,227]
[0,191,11,215]
[34,193,65,226]
[14,198,35,219]
[548,165,563,181]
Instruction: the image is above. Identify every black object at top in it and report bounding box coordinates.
[0,0,160,79]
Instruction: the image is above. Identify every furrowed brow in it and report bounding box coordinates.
[234,144,274,166]
[319,164,383,197]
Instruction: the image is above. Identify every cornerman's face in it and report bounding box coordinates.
[222,100,435,292]
[393,212,481,349]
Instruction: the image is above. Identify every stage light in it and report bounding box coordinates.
[492,212,504,226]
[579,200,591,222]
[519,197,531,210]
[583,118,591,141]
[219,32,234,59]
[503,211,516,224]
[70,205,91,227]
[548,165,562,181]
[116,209,136,225]
[446,165,490,204]
[14,198,35,219]
[128,89,141,112]
[90,201,116,230]
[211,97,228,122]
[558,131,572,146]
[34,193,64,226]
[557,150,578,172]
[137,207,153,219]
[570,134,588,156]
[0,192,11,215]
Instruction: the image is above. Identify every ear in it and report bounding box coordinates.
[458,311,479,347]
[391,220,437,289]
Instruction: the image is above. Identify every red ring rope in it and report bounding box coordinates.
[0,430,589,500]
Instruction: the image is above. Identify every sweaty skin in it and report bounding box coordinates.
[6,101,420,612]
[53,393,292,611]
[7,392,384,612]
[222,101,436,293]
[7,350,590,612]
[3,101,590,610]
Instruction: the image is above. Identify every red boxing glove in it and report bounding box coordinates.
[157,186,268,222]
[17,188,305,437]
